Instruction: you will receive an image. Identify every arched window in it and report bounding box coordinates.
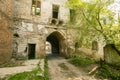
[92,41,98,51]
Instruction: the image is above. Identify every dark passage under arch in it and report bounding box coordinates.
[47,32,60,55]
[46,31,66,56]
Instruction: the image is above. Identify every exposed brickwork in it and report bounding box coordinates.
[13,0,70,59]
[0,0,13,64]
[0,0,105,62]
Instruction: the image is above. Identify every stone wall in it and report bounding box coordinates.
[14,0,70,24]
[0,0,105,61]
[67,29,105,60]
[0,0,14,64]
[14,20,68,59]
[0,0,119,65]
[13,0,70,59]
[104,44,120,66]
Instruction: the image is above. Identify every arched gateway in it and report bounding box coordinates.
[8,0,71,61]
[46,31,67,56]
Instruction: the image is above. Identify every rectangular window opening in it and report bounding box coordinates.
[52,5,59,19]
[32,0,41,15]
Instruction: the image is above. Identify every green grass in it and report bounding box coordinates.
[68,56,120,80]
[3,58,50,80]
[8,69,44,80]
[6,60,44,80]
[96,64,120,80]
[69,56,95,67]
[44,57,49,80]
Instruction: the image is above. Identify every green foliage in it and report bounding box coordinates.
[8,58,50,80]
[44,57,49,80]
[7,58,50,80]
[68,0,120,47]
[96,64,120,80]
[69,56,95,67]
[96,65,111,79]
[7,60,45,80]
[8,68,44,80]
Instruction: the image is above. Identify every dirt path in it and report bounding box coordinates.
[47,55,98,80]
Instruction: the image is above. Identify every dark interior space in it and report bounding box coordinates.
[28,44,36,59]
[47,33,60,55]
[52,5,59,19]
[53,12,58,19]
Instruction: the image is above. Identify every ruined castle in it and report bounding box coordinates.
[1,0,119,65]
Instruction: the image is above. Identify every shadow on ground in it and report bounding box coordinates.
[46,54,64,60]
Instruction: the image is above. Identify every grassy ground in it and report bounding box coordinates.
[69,56,95,67]
[7,69,44,80]
[68,56,120,80]
[3,58,49,80]
[95,64,120,80]
[44,57,49,80]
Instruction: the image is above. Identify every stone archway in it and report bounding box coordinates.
[46,31,66,56]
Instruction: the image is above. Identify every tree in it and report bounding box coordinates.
[68,0,120,53]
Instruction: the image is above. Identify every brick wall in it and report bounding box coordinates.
[0,0,14,64]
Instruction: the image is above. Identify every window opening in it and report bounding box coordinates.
[70,9,76,22]
[52,5,59,19]
[32,0,41,15]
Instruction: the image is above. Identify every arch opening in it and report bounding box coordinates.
[46,41,52,55]
[46,31,66,56]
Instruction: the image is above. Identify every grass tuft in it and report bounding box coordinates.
[44,57,49,80]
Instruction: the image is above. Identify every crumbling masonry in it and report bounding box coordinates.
[0,0,106,63]
[13,0,71,59]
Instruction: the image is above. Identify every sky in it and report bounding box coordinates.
[84,0,120,19]
[109,0,120,14]
[108,0,120,20]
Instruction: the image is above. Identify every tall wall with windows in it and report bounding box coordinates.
[0,0,105,61]
[13,0,70,59]
[14,0,69,24]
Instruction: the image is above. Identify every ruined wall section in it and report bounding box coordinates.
[13,21,45,59]
[14,0,70,24]
[0,0,14,64]
[14,20,68,59]
[67,29,105,60]
[14,0,70,59]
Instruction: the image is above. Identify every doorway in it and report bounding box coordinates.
[28,44,36,59]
